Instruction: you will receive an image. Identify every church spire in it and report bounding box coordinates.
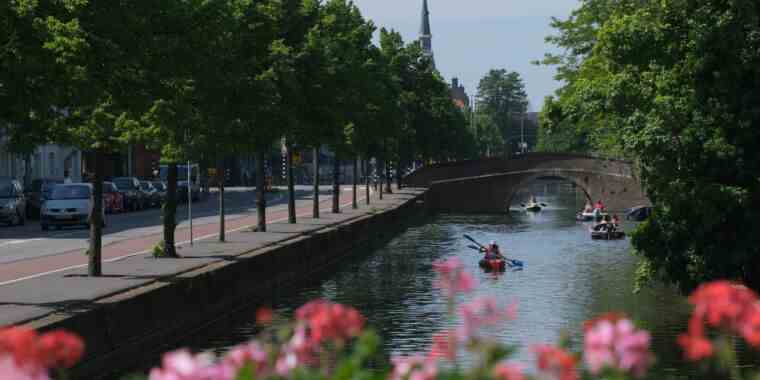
[419,0,434,65]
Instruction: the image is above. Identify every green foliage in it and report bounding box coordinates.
[474,69,529,157]
[543,0,760,293]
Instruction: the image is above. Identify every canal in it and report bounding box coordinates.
[141,179,716,378]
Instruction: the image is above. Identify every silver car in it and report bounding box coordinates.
[41,183,106,231]
[0,178,26,226]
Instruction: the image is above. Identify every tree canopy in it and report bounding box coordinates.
[540,0,760,293]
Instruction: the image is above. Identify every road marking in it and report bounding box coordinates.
[0,239,43,248]
[0,194,368,287]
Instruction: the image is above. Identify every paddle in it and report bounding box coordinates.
[463,234,524,267]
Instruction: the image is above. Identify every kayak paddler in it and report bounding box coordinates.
[481,241,506,260]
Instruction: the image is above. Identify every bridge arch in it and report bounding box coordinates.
[505,171,592,208]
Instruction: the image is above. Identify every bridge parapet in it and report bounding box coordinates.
[405,153,636,187]
[410,154,649,213]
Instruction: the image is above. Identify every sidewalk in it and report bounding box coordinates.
[0,188,424,326]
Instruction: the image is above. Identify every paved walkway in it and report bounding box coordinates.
[0,188,423,326]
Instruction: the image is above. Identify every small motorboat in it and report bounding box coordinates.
[577,208,606,221]
[525,203,542,212]
[479,258,507,272]
[591,230,626,240]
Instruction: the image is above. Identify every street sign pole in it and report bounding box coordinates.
[188,161,193,246]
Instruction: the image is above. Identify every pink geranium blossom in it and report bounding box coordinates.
[532,344,578,380]
[388,355,437,380]
[432,257,476,296]
[584,315,652,378]
[678,281,760,361]
[458,296,517,339]
[493,362,524,380]
[149,349,218,380]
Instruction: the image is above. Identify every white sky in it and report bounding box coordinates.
[351,0,580,110]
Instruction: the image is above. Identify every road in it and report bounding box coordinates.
[0,185,361,284]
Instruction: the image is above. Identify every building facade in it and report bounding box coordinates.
[450,77,470,110]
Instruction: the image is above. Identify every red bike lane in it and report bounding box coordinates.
[0,192,359,285]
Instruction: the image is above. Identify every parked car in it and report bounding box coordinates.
[140,181,161,207]
[40,183,105,230]
[111,177,146,211]
[24,178,63,218]
[626,205,652,221]
[151,181,167,204]
[103,182,125,214]
[0,178,26,226]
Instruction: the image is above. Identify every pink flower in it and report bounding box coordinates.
[458,297,516,339]
[493,362,524,380]
[388,355,437,380]
[678,281,760,360]
[295,300,365,344]
[148,349,217,380]
[432,258,476,296]
[222,342,269,377]
[0,356,50,380]
[532,344,578,380]
[428,330,457,360]
[583,316,652,378]
[0,327,85,379]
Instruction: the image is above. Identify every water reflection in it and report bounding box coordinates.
[164,179,742,379]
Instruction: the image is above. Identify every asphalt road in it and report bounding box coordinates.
[0,186,340,265]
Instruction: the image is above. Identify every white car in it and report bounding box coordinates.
[41,183,106,231]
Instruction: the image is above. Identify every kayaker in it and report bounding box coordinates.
[482,241,505,260]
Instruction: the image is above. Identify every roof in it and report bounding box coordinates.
[420,0,431,36]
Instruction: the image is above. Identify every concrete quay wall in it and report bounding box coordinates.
[25,191,425,379]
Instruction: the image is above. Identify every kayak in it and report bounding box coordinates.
[479,259,507,272]
[591,230,626,240]
[525,204,541,212]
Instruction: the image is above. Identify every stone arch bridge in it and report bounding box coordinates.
[403,153,650,212]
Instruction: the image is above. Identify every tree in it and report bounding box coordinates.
[545,0,760,293]
[475,69,528,158]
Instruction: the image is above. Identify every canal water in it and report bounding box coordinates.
[144,179,750,379]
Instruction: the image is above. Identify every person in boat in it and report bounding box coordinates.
[583,201,593,213]
[594,200,605,211]
[528,195,538,206]
[482,241,505,260]
[611,214,620,227]
[594,216,611,232]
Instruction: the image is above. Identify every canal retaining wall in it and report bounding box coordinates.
[24,189,425,379]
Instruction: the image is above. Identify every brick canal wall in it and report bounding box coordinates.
[25,191,425,379]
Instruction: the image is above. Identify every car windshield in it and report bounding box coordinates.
[49,185,90,200]
[0,181,13,198]
[113,179,135,190]
[152,182,165,191]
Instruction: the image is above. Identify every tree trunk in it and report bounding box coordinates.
[287,144,296,223]
[218,160,225,242]
[256,150,266,232]
[332,152,340,213]
[396,157,403,190]
[352,156,358,209]
[23,154,32,189]
[163,162,179,257]
[364,159,370,205]
[384,158,392,194]
[313,146,320,218]
[378,157,383,200]
[88,150,104,276]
